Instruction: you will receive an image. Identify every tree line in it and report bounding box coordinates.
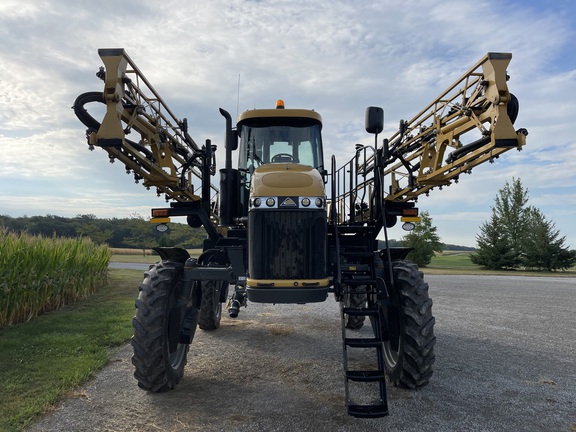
[0,214,208,251]
[3,178,574,271]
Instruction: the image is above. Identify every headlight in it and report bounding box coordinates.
[253,198,261,207]
[315,198,324,208]
[301,198,311,207]
[266,198,276,207]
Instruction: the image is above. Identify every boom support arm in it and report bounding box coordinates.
[332,53,527,226]
[370,52,527,203]
[73,48,219,223]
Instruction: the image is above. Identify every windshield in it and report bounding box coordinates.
[238,123,324,172]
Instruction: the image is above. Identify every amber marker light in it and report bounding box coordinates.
[152,208,169,217]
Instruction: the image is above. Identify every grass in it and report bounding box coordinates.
[111,253,159,264]
[424,251,576,277]
[0,269,142,431]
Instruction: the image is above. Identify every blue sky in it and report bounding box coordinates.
[1,0,575,248]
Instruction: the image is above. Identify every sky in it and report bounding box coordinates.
[1,0,575,248]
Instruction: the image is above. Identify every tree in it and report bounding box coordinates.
[122,214,158,255]
[73,214,113,245]
[470,213,516,270]
[472,178,529,269]
[473,178,575,271]
[402,211,443,267]
[522,207,576,271]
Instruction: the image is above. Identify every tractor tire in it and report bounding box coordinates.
[380,260,435,389]
[198,280,226,330]
[131,261,191,392]
[343,287,367,330]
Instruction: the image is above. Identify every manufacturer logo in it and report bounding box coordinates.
[280,197,297,207]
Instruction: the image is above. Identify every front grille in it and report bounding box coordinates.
[248,210,327,279]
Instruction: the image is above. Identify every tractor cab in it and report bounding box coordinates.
[236,100,325,216]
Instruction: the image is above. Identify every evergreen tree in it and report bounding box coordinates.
[402,211,443,267]
[470,213,516,270]
[522,207,576,271]
[472,178,529,269]
[473,178,575,271]
[494,178,529,267]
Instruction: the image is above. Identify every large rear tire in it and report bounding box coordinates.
[380,260,435,388]
[131,261,193,392]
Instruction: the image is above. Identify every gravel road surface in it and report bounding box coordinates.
[29,274,576,432]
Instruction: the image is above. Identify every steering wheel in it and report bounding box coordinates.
[271,153,296,163]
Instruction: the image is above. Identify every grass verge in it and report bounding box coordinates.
[424,251,576,277]
[0,269,142,431]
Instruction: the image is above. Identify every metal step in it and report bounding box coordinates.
[341,266,372,272]
[344,337,382,348]
[342,307,379,317]
[341,277,376,285]
[340,250,374,258]
[346,370,386,382]
[348,404,389,418]
[334,224,375,233]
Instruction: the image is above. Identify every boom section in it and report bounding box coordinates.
[364,52,527,203]
[74,48,219,221]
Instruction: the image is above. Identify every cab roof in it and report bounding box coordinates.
[237,108,323,126]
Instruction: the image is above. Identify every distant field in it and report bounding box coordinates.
[429,251,479,268]
[425,251,576,276]
[110,248,202,263]
[109,249,576,276]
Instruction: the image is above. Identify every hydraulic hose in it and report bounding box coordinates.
[73,91,104,130]
[72,91,156,162]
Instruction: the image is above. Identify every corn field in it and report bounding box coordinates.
[0,228,111,327]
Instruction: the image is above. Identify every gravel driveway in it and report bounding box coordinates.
[29,275,576,432]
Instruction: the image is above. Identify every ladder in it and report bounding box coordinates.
[336,225,389,418]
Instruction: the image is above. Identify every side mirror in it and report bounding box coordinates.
[365,106,384,134]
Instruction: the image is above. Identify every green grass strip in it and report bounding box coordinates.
[426,252,576,276]
[0,269,142,431]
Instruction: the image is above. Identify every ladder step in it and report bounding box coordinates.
[346,370,385,382]
[336,225,375,233]
[341,278,376,285]
[341,264,371,272]
[348,404,389,418]
[345,337,382,348]
[341,251,374,258]
[342,307,379,317]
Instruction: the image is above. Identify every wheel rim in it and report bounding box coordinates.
[169,343,187,369]
[214,301,222,321]
[166,282,187,370]
[210,282,222,323]
[382,295,402,368]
